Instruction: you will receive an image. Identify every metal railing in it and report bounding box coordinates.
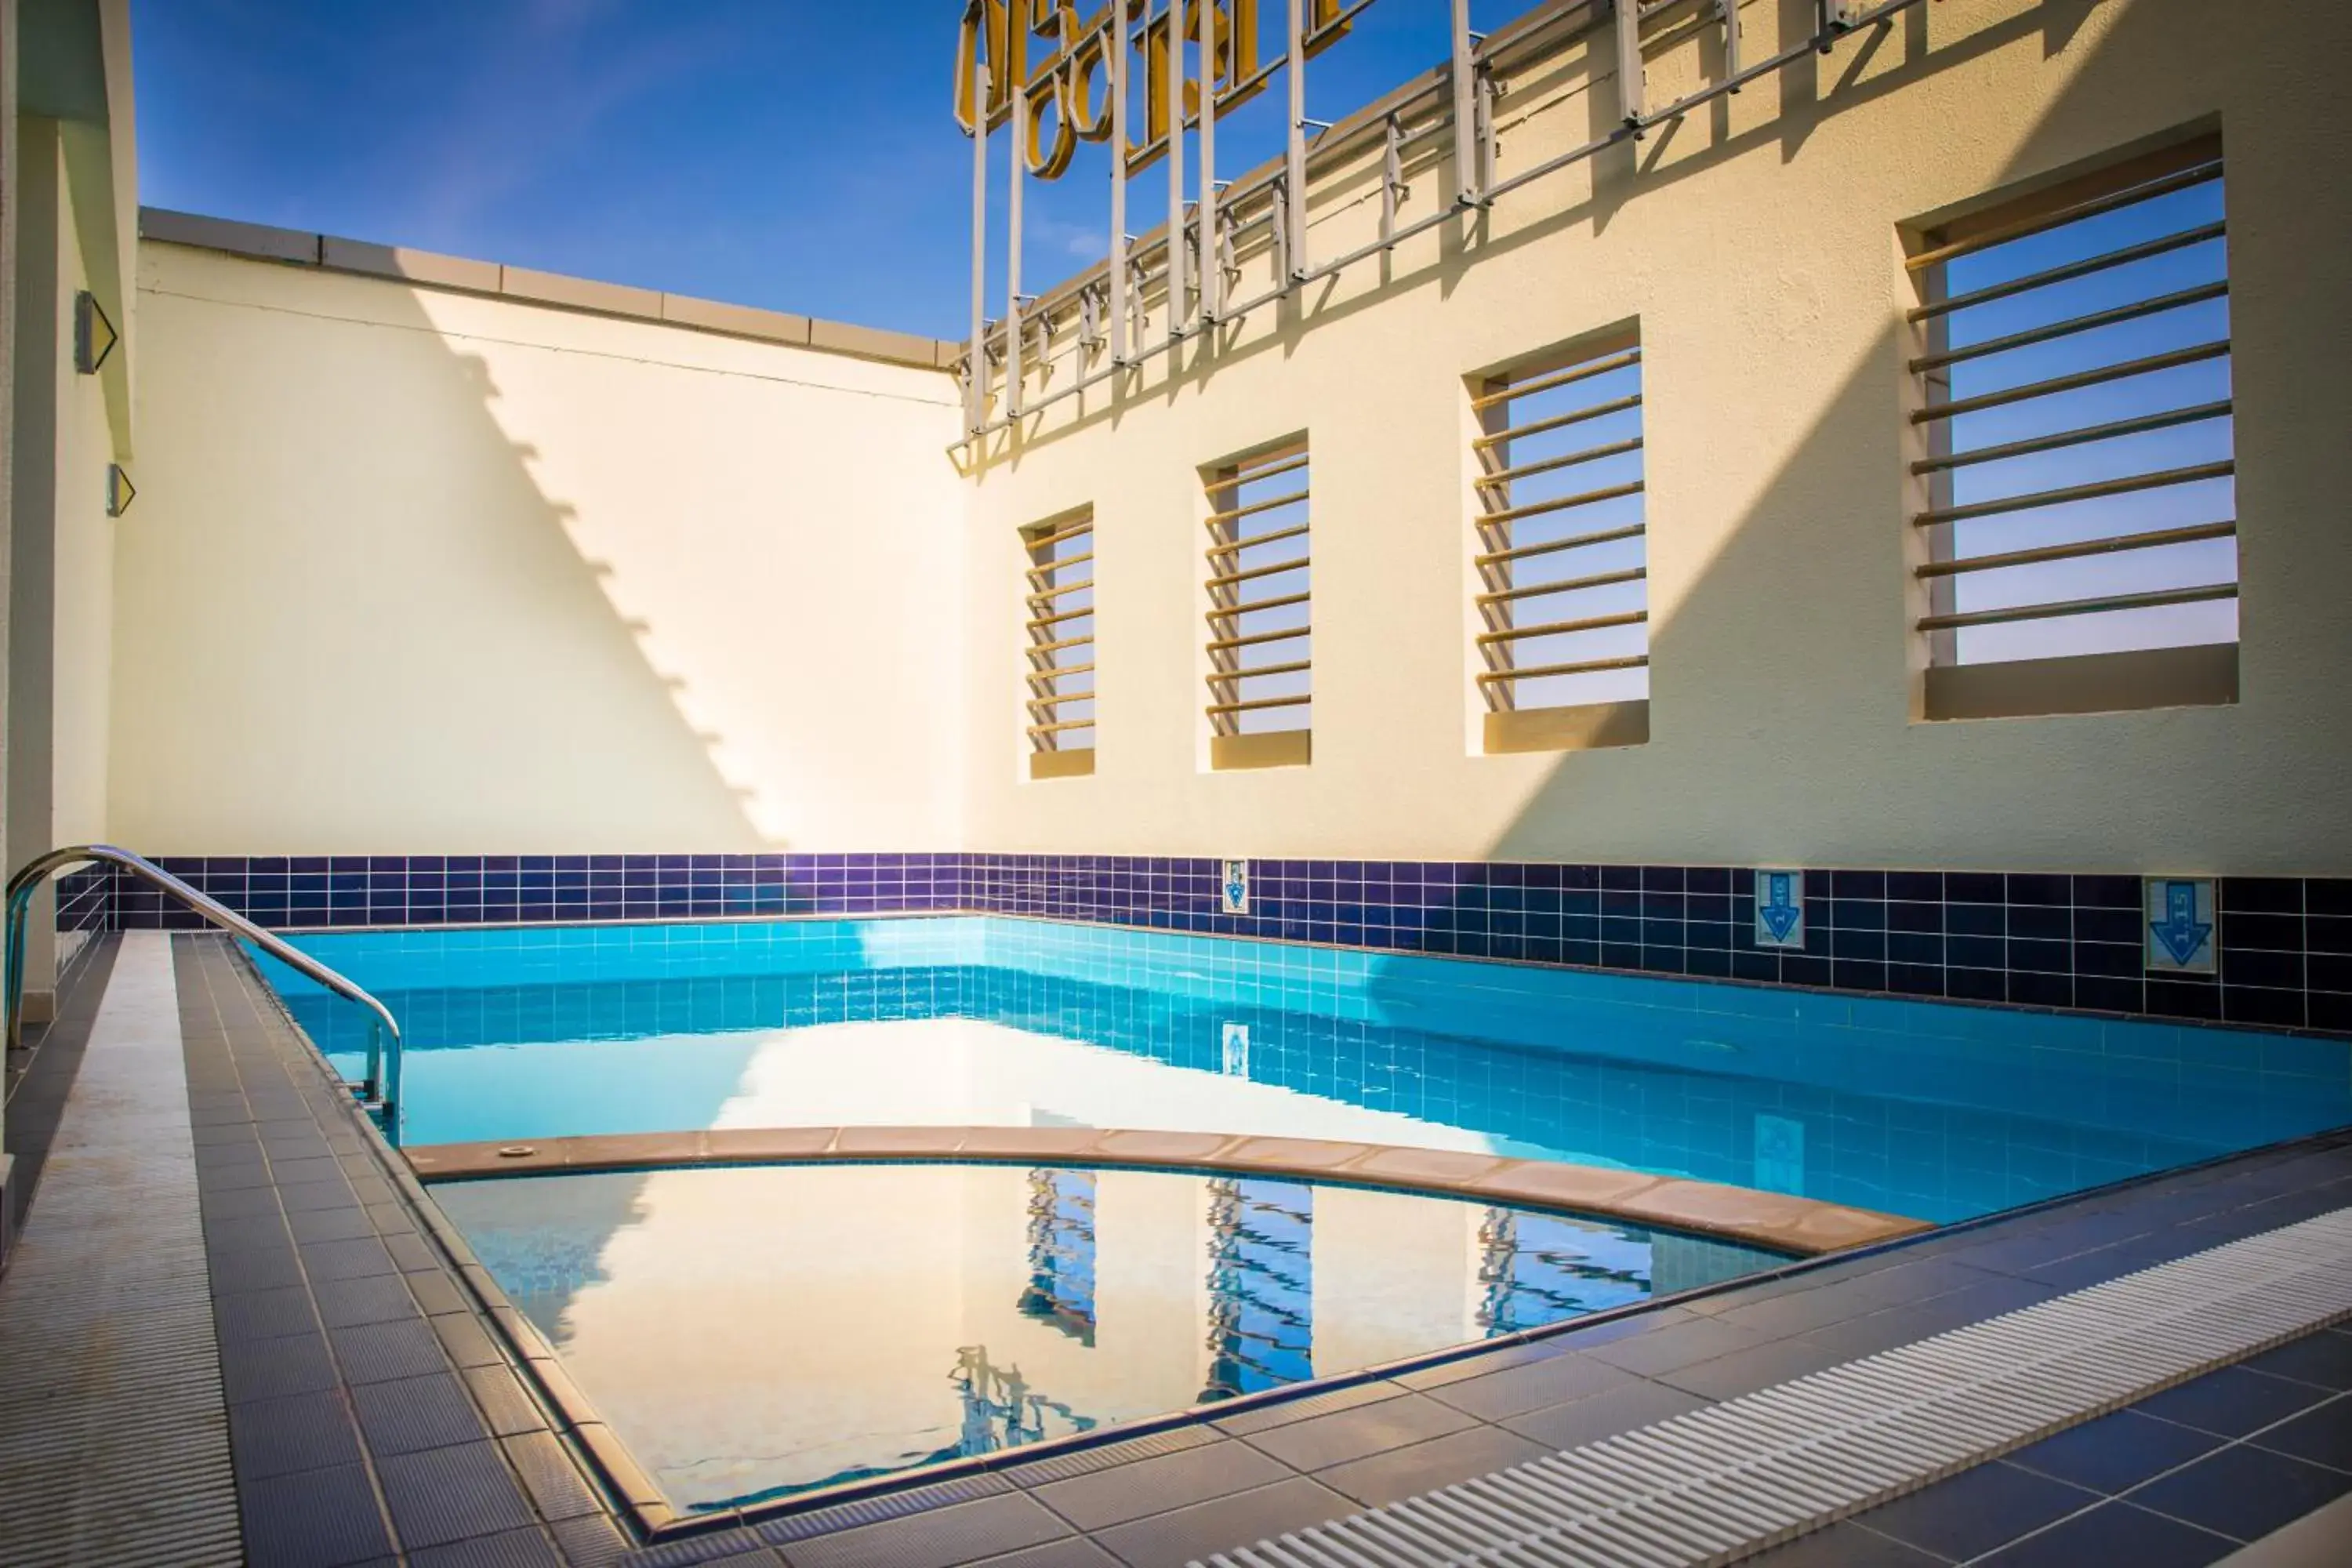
[4,844,405,1122]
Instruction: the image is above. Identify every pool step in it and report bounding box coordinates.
[1201,1204,2352,1568]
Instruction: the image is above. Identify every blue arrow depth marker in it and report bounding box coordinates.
[1760,873,1802,945]
[2150,880,2213,968]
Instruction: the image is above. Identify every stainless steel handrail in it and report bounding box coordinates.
[5,844,405,1120]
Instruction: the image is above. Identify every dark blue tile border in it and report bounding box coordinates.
[69,854,2352,1039]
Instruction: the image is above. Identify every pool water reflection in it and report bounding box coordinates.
[434,1164,1779,1509]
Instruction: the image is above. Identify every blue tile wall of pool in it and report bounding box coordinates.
[71,852,2352,1036]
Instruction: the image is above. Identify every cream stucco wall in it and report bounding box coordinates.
[109,244,966,853]
[957,0,2352,875]
[85,0,2352,877]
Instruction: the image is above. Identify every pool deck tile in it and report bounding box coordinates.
[169,935,635,1563]
[1235,1390,1480,1472]
[1311,1423,1555,1508]
[1027,1437,1293,1530]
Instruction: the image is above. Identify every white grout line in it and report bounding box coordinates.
[1198,1207,2352,1568]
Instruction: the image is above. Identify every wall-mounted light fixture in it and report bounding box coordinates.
[74,291,118,375]
[106,464,135,518]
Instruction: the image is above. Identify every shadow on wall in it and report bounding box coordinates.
[113,261,773,851]
[1486,0,2345,866]
[1369,0,2349,1013]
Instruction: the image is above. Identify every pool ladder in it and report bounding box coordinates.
[4,845,405,1129]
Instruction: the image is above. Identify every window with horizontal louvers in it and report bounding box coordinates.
[1471,328,1650,753]
[1024,509,1094,778]
[1205,441,1312,770]
[1907,137,2236,707]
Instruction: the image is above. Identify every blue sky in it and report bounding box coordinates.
[132,1,1497,340]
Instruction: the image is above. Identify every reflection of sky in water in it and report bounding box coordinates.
[267,917,2352,1226]
[436,1164,1773,1510]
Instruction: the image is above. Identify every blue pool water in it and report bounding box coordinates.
[256,916,2352,1225]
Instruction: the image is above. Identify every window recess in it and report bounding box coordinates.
[1025,509,1095,779]
[1471,327,1651,754]
[1205,440,1312,771]
[1907,135,2238,720]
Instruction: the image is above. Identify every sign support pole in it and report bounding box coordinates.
[1286,0,1308,280]
[1109,0,1129,365]
[1167,0,1187,343]
[967,59,990,432]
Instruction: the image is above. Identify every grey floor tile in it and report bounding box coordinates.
[241,1460,396,1568]
[1424,1349,1639,1420]
[2127,1443,2352,1543]
[1208,1378,1403,1436]
[1031,1437,1290,1530]
[303,1236,400,1281]
[2252,1395,2352,1472]
[211,1241,310,1294]
[1973,1501,2236,1567]
[1499,1377,1711,1450]
[1091,1477,1356,1568]
[409,1269,470,1316]
[318,1270,427,1330]
[216,1283,321,1345]
[1584,1315,1772,1377]
[956,1541,1120,1568]
[1856,1461,2098,1561]
[1243,1392,1476,1472]
[784,1494,1070,1568]
[223,1329,343,1404]
[1008,1426,1219,1487]
[336,1316,453,1385]
[408,1526,566,1567]
[209,1211,296,1252]
[1392,1336,1568,1392]
[272,1155,348,1185]
[292,1204,380,1244]
[354,1370,495,1456]
[1736,1520,1949,1565]
[2005,1409,2224,1494]
[229,1388,368,1482]
[2135,1366,2336,1438]
[550,1514,634,1568]
[503,1429,608,1522]
[2242,1333,2352,1392]
[201,1183,285,1221]
[378,1440,539,1551]
[1314,1423,1552,1508]
[367,1200,420,1235]
[388,1229,448,1272]
[434,1308,507,1368]
[466,1363,550,1437]
[280,1176,361,1213]
[1657,1334,1853,1400]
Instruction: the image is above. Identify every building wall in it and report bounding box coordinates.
[109,243,967,853]
[9,116,118,987]
[956,0,2352,876]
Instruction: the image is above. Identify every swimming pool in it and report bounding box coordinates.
[255,915,2352,1225]
[434,1163,1779,1508]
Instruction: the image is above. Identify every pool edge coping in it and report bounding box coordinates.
[403,1127,1926,1258]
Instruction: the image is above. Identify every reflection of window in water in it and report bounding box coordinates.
[1018,1168,1098,1346]
[1476,1208,1653,1337]
[1201,1177,1313,1400]
[949,1343,1098,1459]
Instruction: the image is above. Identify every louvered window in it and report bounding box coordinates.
[1471,328,1651,753]
[1025,509,1095,779]
[1907,136,2237,718]
[1205,440,1312,770]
